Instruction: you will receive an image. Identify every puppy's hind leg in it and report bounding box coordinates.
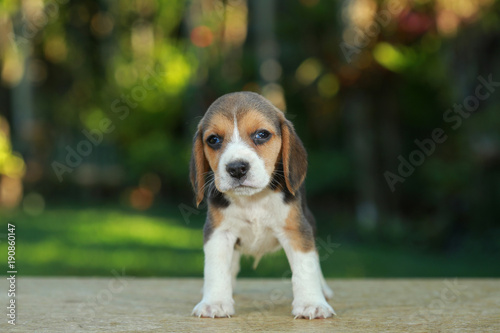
[320,270,334,300]
[231,249,241,291]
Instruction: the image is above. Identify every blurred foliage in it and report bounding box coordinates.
[0,116,25,179]
[0,0,499,276]
[1,205,499,277]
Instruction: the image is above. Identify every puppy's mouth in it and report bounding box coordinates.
[235,179,255,187]
[234,184,256,190]
[215,171,270,195]
[230,185,262,196]
[223,180,264,196]
[232,182,258,191]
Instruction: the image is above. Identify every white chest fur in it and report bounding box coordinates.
[219,189,291,260]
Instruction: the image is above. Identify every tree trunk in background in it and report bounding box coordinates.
[11,23,34,156]
[345,91,378,232]
[253,0,277,84]
[378,83,401,215]
[253,0,286,112]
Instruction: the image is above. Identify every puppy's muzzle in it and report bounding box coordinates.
[226,160,250,180]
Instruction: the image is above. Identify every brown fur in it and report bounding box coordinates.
[190,126,210,207]
[202,113,234,184]
[203,206,224,243]
[238,110,282,176]
[283,203,315,252]
[280,119,308,195]
[190,92,288,206]
[190,92,312,252]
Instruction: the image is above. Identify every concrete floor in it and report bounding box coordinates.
[1,277,499,332]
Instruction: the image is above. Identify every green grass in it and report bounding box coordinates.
[1,204,499,277]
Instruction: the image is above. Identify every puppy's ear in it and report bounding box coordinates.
[280,118,307,195]
[190,128,209,207]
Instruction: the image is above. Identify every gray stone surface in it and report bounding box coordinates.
[1,278,499,332]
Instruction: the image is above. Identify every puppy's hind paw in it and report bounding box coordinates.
[192,300,235,318]
[322,285,334,300]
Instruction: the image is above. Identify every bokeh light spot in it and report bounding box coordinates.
[296,58,322,86]
[44,36,68,63]
[1,48,24,87]
[260,58,282,82]
[23,192,46,216]
[437,10,460,37]
[190,26,214,48]
[373,42,407,72]
[262,83,286,111]
[0,175,22,208]
[91,12,114,37]
[130,188,154,210]
[318,73,340,98]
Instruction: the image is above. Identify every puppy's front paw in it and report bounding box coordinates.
[192,300,235,318]
[292,300,336,319]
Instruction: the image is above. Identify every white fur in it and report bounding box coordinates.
[193,114,334,319]
[216,117,270,196]
[192,189,335,319]
[224,189,290,259]
[192,230,236,318]
[277,239,336,319]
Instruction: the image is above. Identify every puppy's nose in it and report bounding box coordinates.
[226,160,250,179]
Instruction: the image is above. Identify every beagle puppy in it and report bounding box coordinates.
[190,92,335,319]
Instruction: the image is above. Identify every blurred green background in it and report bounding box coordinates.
[0,0,499,277]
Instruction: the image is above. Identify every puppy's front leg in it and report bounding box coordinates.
[279,235,336,319]
[192,230,236,318]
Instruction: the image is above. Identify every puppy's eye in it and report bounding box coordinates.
[253,130,271,145]
[206,135,222,148]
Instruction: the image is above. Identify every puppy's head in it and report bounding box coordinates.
[190,92,307,206]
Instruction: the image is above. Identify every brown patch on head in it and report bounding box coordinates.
[280,119,307,195]
[237,109,282,175]
[283,204,315,252]
[190,126,210,207]
[191,91,302,202]
[202,113,234,176]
